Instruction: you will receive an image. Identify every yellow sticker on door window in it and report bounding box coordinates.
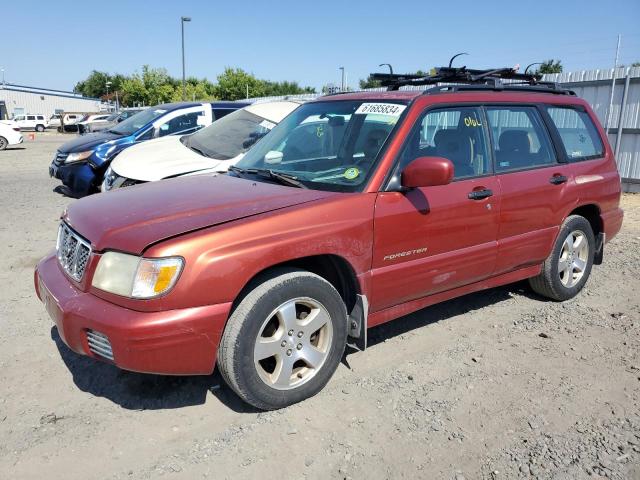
[344,167,360,180]
[464,116,483,127]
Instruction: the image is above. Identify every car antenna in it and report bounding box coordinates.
[448,52,469,68]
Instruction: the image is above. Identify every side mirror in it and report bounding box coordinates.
[264,150,283,165]
[401,156,454,189]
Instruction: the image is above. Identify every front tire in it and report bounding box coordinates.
[217,268,348,410]
[0,136,7,150]
[529,215,595,301]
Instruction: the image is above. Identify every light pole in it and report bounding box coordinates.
[339,67,345,92]
[105,81,112,110]
[181,16,192,101]
[1,68,4,86]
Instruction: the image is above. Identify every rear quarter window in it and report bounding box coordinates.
[545,106,604,161]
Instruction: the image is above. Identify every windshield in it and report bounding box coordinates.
[234,100,406,192]
[109,107,163,136]
[182,108,277,160]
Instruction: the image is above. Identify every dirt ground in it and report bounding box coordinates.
[0,134,639,480]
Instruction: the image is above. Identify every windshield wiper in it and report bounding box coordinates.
[227,166,307,189]
[186,144,211,158]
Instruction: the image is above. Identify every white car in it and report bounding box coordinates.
[77,113,115,134]
[102,100,302,191]
[0,122,24,150]
[50,113,84,130]
[13,114,49,132]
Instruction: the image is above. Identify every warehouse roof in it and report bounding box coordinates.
[0,83,100,101]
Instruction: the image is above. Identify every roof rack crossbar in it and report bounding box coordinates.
[368,65,573,95]
[423,84,576,96]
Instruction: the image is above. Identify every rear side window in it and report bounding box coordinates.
[213,108,234,120]
[486,106,556,172]
[545,107,604,161]
[27,115,36,121]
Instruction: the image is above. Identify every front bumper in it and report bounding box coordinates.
[49,159,98,197]
[35,253,231,375]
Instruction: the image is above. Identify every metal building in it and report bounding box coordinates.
[0,83,103,120]
[543,67,640,190]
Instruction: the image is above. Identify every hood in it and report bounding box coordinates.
[64,174,337,254]
[59,131,124,153]
[110,136,228,181]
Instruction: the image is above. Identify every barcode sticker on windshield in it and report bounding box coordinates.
[259,120,276,130]
[355,103,406,117]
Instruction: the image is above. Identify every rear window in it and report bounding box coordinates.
[545,107,604,161]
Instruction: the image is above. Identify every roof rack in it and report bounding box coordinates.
[369,66,575,96]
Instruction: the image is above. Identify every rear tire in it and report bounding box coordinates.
[529,215,595,301]
[217,268,348,410]
[0,137,7,150]
[35,124,45,132]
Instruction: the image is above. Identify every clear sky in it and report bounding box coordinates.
[2,0,639,92]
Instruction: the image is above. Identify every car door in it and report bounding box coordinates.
[154,105,211,138]
[370,105,500,312]
[485,105,572,274]
[26,115,36,129]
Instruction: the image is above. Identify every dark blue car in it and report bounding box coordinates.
[50,101,248,197]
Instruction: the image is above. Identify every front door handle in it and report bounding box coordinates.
[468,188,493,200]
[549,175,568,185]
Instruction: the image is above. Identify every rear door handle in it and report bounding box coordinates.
[549,175,568,185]
[468,189,493,200]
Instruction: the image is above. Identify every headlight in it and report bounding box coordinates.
[102,167,128,191]
[92,251,184,299]
[65,150,94,164]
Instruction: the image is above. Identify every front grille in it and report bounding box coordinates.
[86,330,114,361]
[52,151,68,166]
[56,222,92,281]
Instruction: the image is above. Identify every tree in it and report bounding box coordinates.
[263,80,314,96]
[74,70,122,98]
[74,65,314,105]
[536,60,563,75]
[632,62,640,67]
[213,68,266,100]
[359,75,382,89]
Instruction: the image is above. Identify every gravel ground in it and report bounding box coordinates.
[0,135,639,480]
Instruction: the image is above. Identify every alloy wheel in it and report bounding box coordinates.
[253,297,333,390]
[558,230,589,288]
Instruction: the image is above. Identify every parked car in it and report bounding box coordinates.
[49,114,62,129]
[51,113,84,131]
[77,114,116,135]
[0,122,23,150]
[61,114,106,133]
[78,109,145,135]
[49,101,248,197]
[35,66,624,410]
[13,114,48,132]
[102,101,302,191]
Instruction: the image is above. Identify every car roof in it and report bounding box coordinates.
[244,100,302,123]
[211,101,250,108]
[315,90,421,103]
[153,102,204,111]
[310,88,587,107]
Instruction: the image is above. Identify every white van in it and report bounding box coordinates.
[13,114,49,132]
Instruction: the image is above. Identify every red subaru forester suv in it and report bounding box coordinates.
[35,67,623,409]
